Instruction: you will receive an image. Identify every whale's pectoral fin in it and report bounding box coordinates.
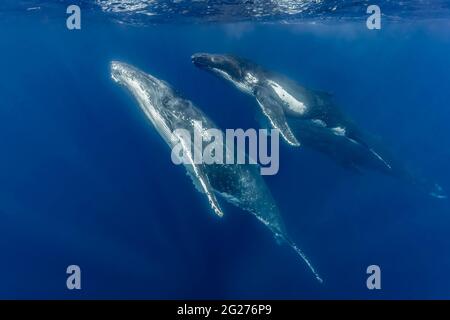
[186,165,225,217]
[175,133,225,218]
[254,86,301,147]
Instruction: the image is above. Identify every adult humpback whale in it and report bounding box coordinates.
[191,53,447,199]
[110,61,323,283]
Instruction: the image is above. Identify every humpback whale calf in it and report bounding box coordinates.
[191,53,447,199]
[110,61,323,283]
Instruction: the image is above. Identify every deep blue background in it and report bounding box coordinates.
[0,9,450,299]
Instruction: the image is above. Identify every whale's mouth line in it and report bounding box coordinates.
[191,54,212,70]
[191,59,204,68]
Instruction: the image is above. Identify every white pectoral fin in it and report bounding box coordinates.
[176,132,225,218]
[198,169,224,217]
[186,163,224,218]
[369,148,392,170]
[255,87,300,147]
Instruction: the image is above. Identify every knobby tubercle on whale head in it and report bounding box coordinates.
[170,120,281,176]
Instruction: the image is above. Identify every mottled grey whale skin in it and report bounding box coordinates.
[110,61,323,283]
[191,53,446,199]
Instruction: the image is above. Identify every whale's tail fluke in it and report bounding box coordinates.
[426,183,447,199]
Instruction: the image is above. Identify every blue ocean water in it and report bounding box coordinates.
[0,1,450,299]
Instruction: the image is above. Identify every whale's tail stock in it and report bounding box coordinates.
[284,236,323,284]
[347,128,448,200]
[385,157,448,199]
[272,232,323,284]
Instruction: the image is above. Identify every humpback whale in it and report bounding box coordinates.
[191,53,447,199]
[110,61,323,283]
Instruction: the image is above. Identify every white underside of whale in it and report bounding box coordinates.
[212,67,253,94]
[267,79,307,115]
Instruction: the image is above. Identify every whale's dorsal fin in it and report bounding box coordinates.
[254,86,301,147]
